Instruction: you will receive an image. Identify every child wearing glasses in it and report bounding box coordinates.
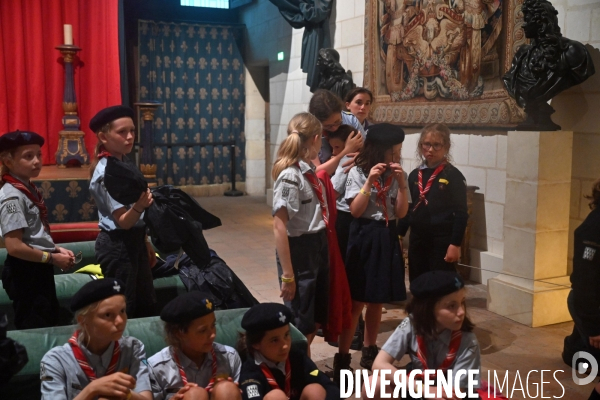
[398,123,468,282]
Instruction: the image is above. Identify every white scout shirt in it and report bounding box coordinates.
[148,343,242,399]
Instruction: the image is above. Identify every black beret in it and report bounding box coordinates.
[89,105,135,132]
[71,278,126,312]
[160,292,215,324]
[366,123,405,146]
[410,271,465,299]
[241,303,294,333]
[0,130,44,152]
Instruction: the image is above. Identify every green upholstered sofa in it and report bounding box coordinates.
[4,309,308,400]
[0,241,188,330]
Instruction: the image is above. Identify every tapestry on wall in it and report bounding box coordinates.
[138,20,245,186]
[364,0,526,128]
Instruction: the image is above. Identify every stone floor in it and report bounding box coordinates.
[199,195,596,399]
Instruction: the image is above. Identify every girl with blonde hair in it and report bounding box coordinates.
[272,112,329,354]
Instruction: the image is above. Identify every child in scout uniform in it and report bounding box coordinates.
[398,123,468,282]
[0,130,75,329]
[363,271,481,399]
[344,87,373,131]
[40,279,152,400]
[88,105,156,318]
[238,303,339,400]
[344,123,409,371]
[148,291,242,400]
[563,178,600,371]
[271,112,330,351]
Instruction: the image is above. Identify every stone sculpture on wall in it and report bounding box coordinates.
[502,0,595,130]
[316,48,356,100]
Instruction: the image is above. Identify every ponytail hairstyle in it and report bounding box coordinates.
[406,291,474,341]
[585,178,600,210]
[416,123,453,165]
[88,122,114,180]
[308,89,343,122]
[271,112,322,180]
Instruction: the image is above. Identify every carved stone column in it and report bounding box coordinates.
[134,101,161,186]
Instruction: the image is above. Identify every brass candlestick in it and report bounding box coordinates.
[55,44,89,167]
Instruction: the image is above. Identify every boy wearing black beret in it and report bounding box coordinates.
[0,130,75,329]
[238,303,339,400]
[148,291,242,400]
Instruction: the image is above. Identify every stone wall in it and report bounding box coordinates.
[239,0,600,281]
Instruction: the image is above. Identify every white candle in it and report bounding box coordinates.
[63,24,73,45]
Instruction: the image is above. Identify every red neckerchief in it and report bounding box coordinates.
[1,173,50,233]
[97,145,112,159]
[415,330,462,376]
[413,163,446,211]
[371,172,395,227]
[260,357,291,398]
[172,346,218,391]
[68,330,120,381]
[296,162,328,226]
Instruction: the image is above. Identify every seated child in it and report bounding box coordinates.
[238,303,339,400]
[363,271,481,399]
[148,291,242,400]
[40,279,152,400]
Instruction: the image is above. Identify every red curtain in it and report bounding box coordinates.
[0,0,121,165]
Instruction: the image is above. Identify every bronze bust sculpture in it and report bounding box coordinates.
[316,48,355,100]
[502,0,595,130]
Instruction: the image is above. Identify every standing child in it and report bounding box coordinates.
[272,112,329,350]
[344,87,373,131]
[238,303,339,400]
[40,279,152,400]
[344,123,409,371]
[88,105,157,318]
[400,123,468,282]
[148,291,242,400]
[0,130,74,329]
[362,271,480,399]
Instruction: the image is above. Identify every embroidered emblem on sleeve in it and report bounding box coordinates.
[583,246,596,261]
[309,369,319,376]
[346,178,353,187]
[282,187,290,198]
[399,318,410,330]
[6,202,17,214]
[246,384,260,398]
[40,362,53,381]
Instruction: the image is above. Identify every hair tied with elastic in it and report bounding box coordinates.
[291,130,299,135]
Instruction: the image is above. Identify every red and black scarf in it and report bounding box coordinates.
[260,358,291,398]
[413,163,446,211]
[68,330,120,381]
[172,346,218,391]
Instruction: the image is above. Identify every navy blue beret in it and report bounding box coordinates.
[366,123,405,146]
[71,278,126,312]
[89,105,135,133]
[0,130,44,152]
[410,271,465,299]
[241,303,294,333]
[160,292,215,324]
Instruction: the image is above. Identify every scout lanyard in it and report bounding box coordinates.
[1,173,50,233]
[172,346,218,391]
[413,163,446,211]
[371,172,395,227]
[415,330,462,375]
[260,357,291,398]
[296,163,328,226]
[68,330,121,381]
[97,145,112,160]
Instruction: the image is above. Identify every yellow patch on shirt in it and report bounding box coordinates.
[439,179,449,184]
[310,369,319,376]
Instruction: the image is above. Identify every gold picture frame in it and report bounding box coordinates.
[364,0,527,128]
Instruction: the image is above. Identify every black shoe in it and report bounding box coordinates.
[333,353,353,384]
[360,345,379,370]
[562,336,576,369]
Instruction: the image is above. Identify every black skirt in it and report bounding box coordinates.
[345,218,407,303]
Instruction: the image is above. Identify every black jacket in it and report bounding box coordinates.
[239,349,339,400]
[398,163,468,245]
[571,207,600,336]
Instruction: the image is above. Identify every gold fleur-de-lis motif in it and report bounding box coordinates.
[179,177,187,186]
[78,202,95,220]
[52,204,68,222]
[40,181,54,199]
[66,181,81,198]
[201,176,209,184]
[187,26,195,38]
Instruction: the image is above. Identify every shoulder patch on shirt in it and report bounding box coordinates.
[6,202,17,213]
[309,369,319,376]
[282,179,299,187]
[399,317,410,330]
[346,178,353,187]
[40,362,53,381]
[282,186,290,198]
[246,384,260,398]
[1,196,18,204]
[583,246,596,261]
